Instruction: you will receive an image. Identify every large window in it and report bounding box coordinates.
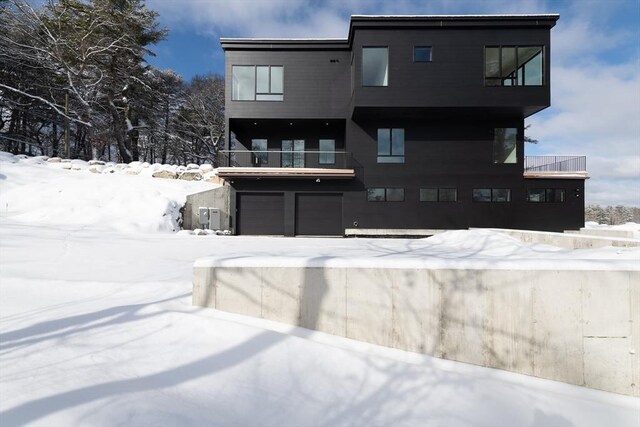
[367,188,404,202]
[493,128,517,164]
[232,65,284,101]
[414,46,432,62]
[362,47,388,86]
[420,188,457,202]
[527,188,566,203]
[473,188,511,202]
[377,128,404,163]
[319,139,335,164]
[485,46,543,86]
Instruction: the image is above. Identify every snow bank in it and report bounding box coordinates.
[0,151,217,233]
[585,221,640,239]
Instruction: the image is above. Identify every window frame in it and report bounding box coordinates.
[232,65,284,101]
[420,188,458,202]
[362,46,389,87]
[473,188,511,203]
[493,127,518,164]
[377,128,405,163]
[484,45,544,87]
[367,187,405,202]
[414,46,433,63]
[527,188,566,203]
[318,139,336,165]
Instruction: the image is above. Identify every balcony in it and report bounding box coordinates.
[217,150,355,179]
[524,156,588,179]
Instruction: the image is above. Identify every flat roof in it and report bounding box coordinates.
[220,14,559,50]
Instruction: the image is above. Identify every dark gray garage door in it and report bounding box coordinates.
[295,193,343,236]
[237,193,285,235]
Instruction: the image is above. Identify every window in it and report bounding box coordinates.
[492,189,511,202]
[319,139,335,164]
[473,188,511,203]
[439,188,458,202]
[527,188,566,202]
[282,140,305,168]
[232,65,283,101]
[377,128,404,163]
[493,128,517,164]
[251,139,267,165]
[485,46,543,86]
[420,188,438,202]
[414,46,432,62]
[420,188,457,202]
[367,188,404,202]
[362,47,388,86]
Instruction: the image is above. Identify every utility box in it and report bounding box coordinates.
[198,207,210,226]
[208,208,221,230]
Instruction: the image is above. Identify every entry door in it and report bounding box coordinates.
[282,140,305,168]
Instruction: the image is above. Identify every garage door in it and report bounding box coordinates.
[295,193,343,236]
[237,193,284,235]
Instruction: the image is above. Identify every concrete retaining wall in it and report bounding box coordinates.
[482,228,640,249]
[193,265,640,396]
[183,185,233,230]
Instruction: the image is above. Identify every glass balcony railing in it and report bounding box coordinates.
[219,150,353,169]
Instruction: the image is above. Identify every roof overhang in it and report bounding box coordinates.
[221,14,560,51]
[217,167,355,179]
[524,171,589,180]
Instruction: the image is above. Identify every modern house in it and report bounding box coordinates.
[218,14,587,236]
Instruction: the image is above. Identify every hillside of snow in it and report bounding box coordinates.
[1,152,639,427]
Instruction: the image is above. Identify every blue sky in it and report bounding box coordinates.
[145,0,640,207]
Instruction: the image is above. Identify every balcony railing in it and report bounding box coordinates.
[524,156,587,173]
[219,150,353,169]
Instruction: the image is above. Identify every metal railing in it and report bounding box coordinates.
[524,155,587,172]
[219,150,352,169]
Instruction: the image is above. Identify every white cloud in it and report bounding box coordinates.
[147,0,640,206]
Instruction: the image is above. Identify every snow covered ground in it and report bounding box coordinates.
[1,152,639,426]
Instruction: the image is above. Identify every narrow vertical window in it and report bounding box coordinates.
[493,128,517,164]
[251,139,267,166]
[319,139,335,164]
[232,66,256,100]
[362,47,388,86]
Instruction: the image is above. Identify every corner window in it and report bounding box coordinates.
[362,47,388,86]
[493,128,517,164]
[232,65,283,101]
[377,128,404,163]
[414,46,432,62]
[367,188,404,202]
[527,188,566,202]
[319,139,335,164]
[473,188,511,203]
[485,46,543,86]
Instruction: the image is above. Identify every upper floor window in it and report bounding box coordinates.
[377,128,404,163]
[493,128,517,164]
[485,46,543,86]
[232,65,284,101]
[362,47,388,86]
[414,46,432,62]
